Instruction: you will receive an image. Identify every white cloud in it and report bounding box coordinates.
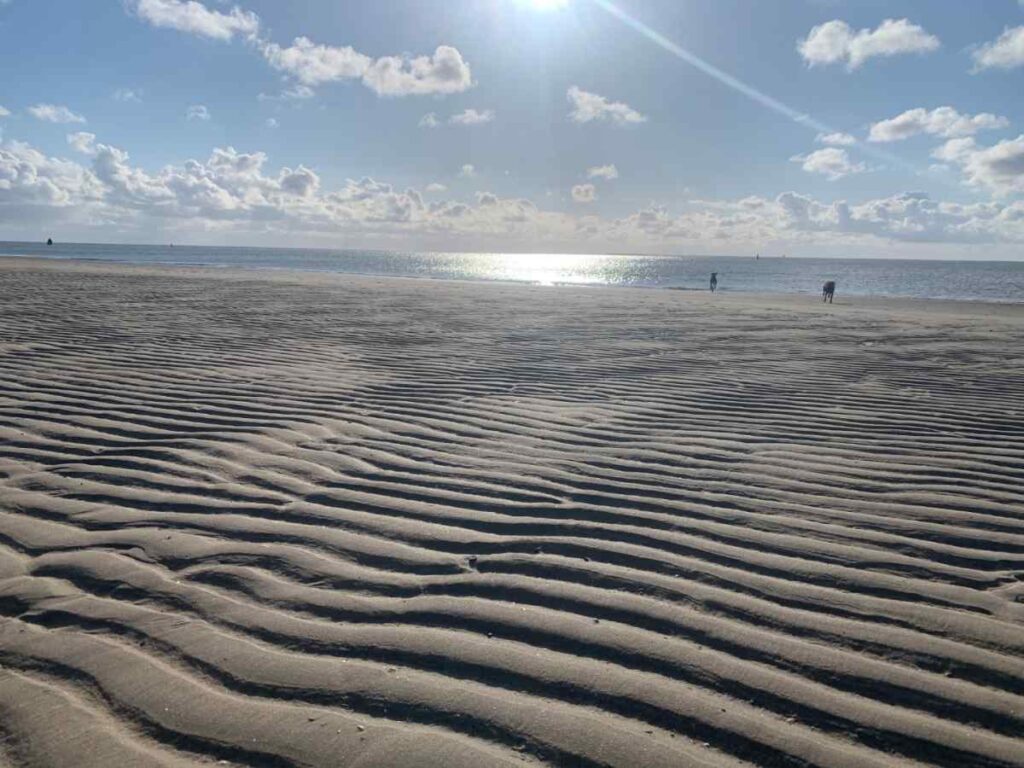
[816,132,856,146]
[773,190,1024,244]
[422,109,495,128]
[572,183,596,202]
[567,86,646,126]
[790,147,867,180]
[66,132,97,155]
[27,104,86,124]
[265,117,278,129]
[425,182,447,193]
[459,164,475,178]
[449,108,494,126]
[932,134,1024,195]
[869,106,1008,142]
[113,88,143,103]
[931,138,976,164]
[130,0,258,41]
[3,134,1024,251]
[186,104,211,121]
[0,106,9,118]
[0,139,104,208]
[127,2,470,99]
[278,165,319,197]
[587,164,619,180]
[798,18,939,70]
[261,39,472,96]
[363,46,472,96]
[972,26,1024,71]
[260,37,370,86]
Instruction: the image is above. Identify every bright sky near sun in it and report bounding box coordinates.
[1,0,1023,258]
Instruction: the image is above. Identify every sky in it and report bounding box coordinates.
[1,0,1024,259]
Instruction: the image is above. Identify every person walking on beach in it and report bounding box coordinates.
[710,272,718,292]
[822,280,835,303]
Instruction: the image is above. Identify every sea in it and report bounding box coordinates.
[2,241,1023,303]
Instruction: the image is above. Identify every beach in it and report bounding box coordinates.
[0,256,1022,767]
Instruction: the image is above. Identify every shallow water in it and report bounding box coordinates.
[3,241,1023,302]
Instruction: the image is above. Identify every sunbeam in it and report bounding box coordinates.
[589,0,929,177]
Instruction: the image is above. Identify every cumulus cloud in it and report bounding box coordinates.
[587,164,619,180]
[931,138,976,164]
[972,26,1024,71]
[449,108,494,126]
[791,148,867,180]
[130,0,259,41]
[419,112,440,129]
[66,132,98,155]
[816,132,856,146]
[186,104,211,121]
[127,2,470,99]
[0,106,9,118]
[28,104,86,124]
[458,164,475,178]
[798,18,939,70]
[265,118,278,129]
[0,140,104,209]
[278,165,320,197]
[425,182,447,193]
[777,190,1024,244]
[572,183,596,203]
[3,134,1024,251]
[363,46,472,96]
[567,86,646,126]
[261,39,472,96]
[868,107,1008,142]
[57,140,378,223]
[932,134,1024,195]
[260,37,370,86]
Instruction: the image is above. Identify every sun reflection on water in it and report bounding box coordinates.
[450,252,650,287]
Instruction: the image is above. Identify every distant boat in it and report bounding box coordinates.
[46,238,53,245]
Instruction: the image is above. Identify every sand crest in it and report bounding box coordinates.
[1,257,1022,767]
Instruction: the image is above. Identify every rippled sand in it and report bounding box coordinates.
[1,257,1022,768]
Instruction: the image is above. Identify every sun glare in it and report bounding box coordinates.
[529,0,569,10]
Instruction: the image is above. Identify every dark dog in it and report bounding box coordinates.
[822,281,835,303]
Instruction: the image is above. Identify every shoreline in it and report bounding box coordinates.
[3,255,1023,318]
[4,239,1023,265]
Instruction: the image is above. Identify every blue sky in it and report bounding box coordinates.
[1,0,1023,258]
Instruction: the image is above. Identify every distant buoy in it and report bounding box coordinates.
[46,238,53,246]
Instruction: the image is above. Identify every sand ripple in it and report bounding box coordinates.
[1,260,1023,767]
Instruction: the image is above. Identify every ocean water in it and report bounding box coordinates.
[3,241,1023,303]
